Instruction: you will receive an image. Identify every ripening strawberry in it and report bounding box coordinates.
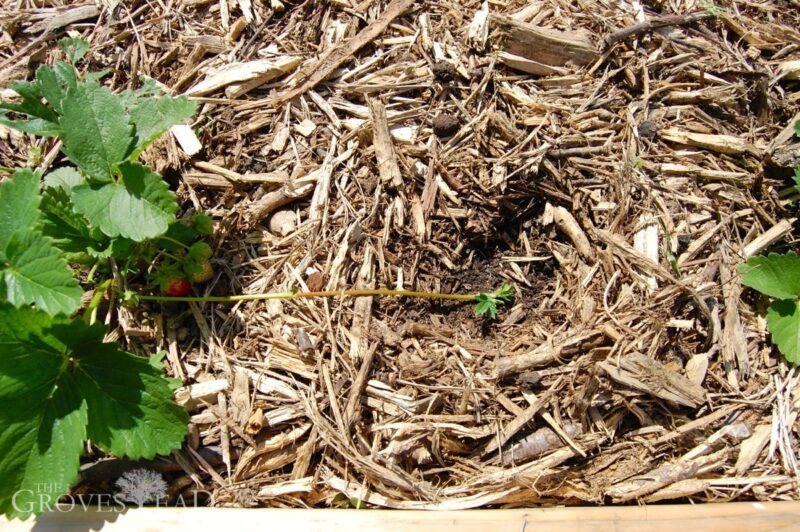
[164,277,191,296]
[190,260,213,283]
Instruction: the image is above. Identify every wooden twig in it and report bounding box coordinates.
[605,13,713,47]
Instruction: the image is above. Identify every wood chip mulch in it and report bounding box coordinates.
[2,0,800,509]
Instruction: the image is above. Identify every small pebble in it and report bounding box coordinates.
[638,120,658,139]
[268,210,296,236]
[432,114,459,137]
[432,61,456,83]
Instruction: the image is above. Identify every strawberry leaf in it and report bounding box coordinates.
[766,299,800,364]
[0,170,82,316]
[0,305,187,519]
[59,83,134,182]
[2,231,82,316]
[58,38,89,65]
[124,92,197,160]
[0,169,41,251]
[71,162,178,241]
[739,253,800,300]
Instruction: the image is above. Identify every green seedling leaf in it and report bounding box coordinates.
[59,82,134,182]
[474,283,515,319]
[492,282,514,302]
[739,253,800,300]
[58,38,89,64]
[71,162,178,241]
[766,299,800,364]
[0,305,188,519]
[2,81,58,123]
[2,230,83,316]
[474,295,497,319]
[795,119,800,138]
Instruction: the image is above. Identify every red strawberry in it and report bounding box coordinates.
[190,260,214,283]
[164,278,191,296]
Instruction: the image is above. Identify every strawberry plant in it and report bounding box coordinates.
[737,120,800,365]
[0,38,196,519]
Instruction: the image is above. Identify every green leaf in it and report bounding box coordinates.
[71,162,178,241]
[0,169,41,252]
[58,38,89,64]
[2,81,58,123]
[192,213,214,235]
[474,295,497,319]
[0,80,61,137]
[71,326,189,458]
[492,282,514,302]
[0,305,188,519]
[3,230,82,316]
[739,253,800,300]
[125,94,197,159]
[767,299,800,364]
[793,168,800,196]
[0,307,87,519]
[59,83,134,182]
[40,186,107,262]
[795,119,800,138]
[43,166,84,190]
[35,65,66,114]
[0,112,60,136]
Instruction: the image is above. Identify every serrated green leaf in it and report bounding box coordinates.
[125,94,197,159]
[72,327,188,458]
[475,298,497,319]
[40,186,107,262]
[3,231,82,316]
[2,81,58,123]
[43,166,84,190]
[0,112,60,136]
[492,282,514,302]
[0,305,187,519]
[52,61,77,93]
[59,83,134,182]
[35,65,65,114]
[739,253,800,300]
[71,162,177,241]
[0,80,60,137]
[0,169,40,252]
[0,306,87,519]
[766,299,800,364]
[58,38,89,64]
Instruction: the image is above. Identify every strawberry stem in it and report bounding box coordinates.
[137,289,478,303]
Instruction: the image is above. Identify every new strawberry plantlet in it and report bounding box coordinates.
[135,282,516,320]
[0,38,197,520]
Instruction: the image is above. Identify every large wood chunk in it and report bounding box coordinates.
[490,14,599,68]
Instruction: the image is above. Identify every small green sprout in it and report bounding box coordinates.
[474,282,515,319]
